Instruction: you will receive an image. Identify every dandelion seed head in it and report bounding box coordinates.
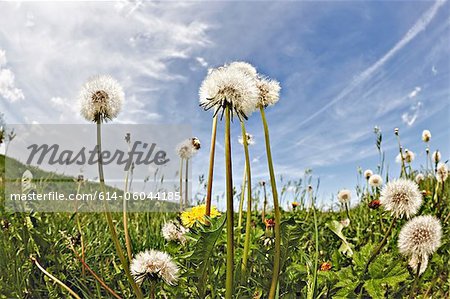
[364,169,373,180]
[257,77,281,108]
[337,189,351,204]
[380,178,422,218]
[415,173,425,184]
[436,162,448,182]
[79,75,124,122]
[432,150,441,163]
[398,215,442,258]
[422,130,431,142]
[238,133,255,145]
[130,250,179,286]
[409,254,428,276]
[227,61,258,78]
[368,174,383,187]
[176,138,200,160]
[161,221,189,244]
[396,150,415,164]
[199,65,259,120]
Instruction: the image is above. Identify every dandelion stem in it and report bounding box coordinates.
[185,158,189,207]
[224,106,234,299]
[363,216,397,274]
[123,141,133,261]
[260,106,281,299]
[206,114,218,216]
[311,201,319,298]
[31,256,81,299]
[237,162,247,242]
[409,260,422,299]
[241,121,253,275]
[262,182,267,223]
[179,158,184,211]
[96,121,143,299]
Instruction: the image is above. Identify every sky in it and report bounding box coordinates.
[0,0,449,210]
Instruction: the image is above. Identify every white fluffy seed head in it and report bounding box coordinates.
[398,215,442,258]
[130,250,179,286]
[176,138,200,160]
[199,65,259,120]
[369,174,383,187]
[364,169,373,180]
[79,75,124,122]
[380,178,422,218]
[337,189,351,204]
[396,150,415,164]
[257,77,281,108]
[227,61,258,78]
[409,254,428,276]
[238,133,255,146]
[422,130,431,142]
[161,221,188,244]
[436,162,448,182]
[432,150,441,163]
[415,173,425,184]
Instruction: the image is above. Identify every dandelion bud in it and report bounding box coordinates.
[432,150,441,163]
[394,128,399,135]
[364,169,373,180]
[292,202,300,209]
[422,130,431,142]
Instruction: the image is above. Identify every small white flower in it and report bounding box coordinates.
[368,174,383,187]
[432,150,441,163]
[337,189,351,204]
[130,250,179,286]
[398,215,442,272]
[415,173,425,184]
[79,75,124,122]
[380,178,422,218]
[199,64,259,120]
[256,77,281,108]
[436,162,448,182]
[238,133,255,145]
[422,130,431,142]
[161,221,189,244]
[364,169,373,180]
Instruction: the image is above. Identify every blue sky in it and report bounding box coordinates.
[0,1,449,210]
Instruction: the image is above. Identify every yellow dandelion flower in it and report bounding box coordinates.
[181,204,221,228]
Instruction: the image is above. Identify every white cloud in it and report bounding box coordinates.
[401,101,423,126]
[0,69,25,102]
[408,86,421,98]
[196,57,208,68]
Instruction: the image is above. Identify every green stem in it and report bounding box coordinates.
[363,216,397,275]
[123,142,133,261]
[74,181,85,276]
[409,260,422,299]
[206,114,218,216]
[262,183,267,224]
[31,256,82,299]
[260,107,281,299]
[311,202,319,299]
[185,158,189,207]
[241,121,252,275]
[179,158,184,211]
[224,106,234,299]
[96,122,143,299]
[237,162,247,243]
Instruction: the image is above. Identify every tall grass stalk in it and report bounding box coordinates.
[31,256,81,299]
[237,163,246,243]
[241,121,253,275]
[185,158,189,207]
[179,158,184,210]
[74,180,85,276]
[206,114,218,216]
[260,106,281,299]
[96,122,143,299]
[224,106,234,299]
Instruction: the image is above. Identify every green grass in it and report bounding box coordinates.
[0,154,449,298]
